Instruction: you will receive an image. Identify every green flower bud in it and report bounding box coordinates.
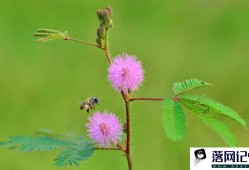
[97,26,105,39]
[105,6,113,18]
[103,9,111,22]
[96,9,104,22]
[96,37,101,46]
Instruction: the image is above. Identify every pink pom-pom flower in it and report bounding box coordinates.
[86,111,122,147]
[108,53,144,94]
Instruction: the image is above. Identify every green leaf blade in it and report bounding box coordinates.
[54,142,94,167]
[3,136,73,152]
[180,94,246,127]
[33,28,69,42]
[197,114,237,147]
[162,98,186,141]
[180,99,207,114]
[172,79,211,95]
[0,135,95,167]
[201,98,246,128]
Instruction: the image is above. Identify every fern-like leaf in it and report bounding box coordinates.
[197,114,237,146]
[162,98,186,141]
[180,94,246,127]
[54,141,94,167]
[180,96,209,114]
[172,79,211,95]
[33,29,69,42]
[0,136,73,151]
[0,135,95,166]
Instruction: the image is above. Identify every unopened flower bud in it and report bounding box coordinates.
[96,9,104,22]
[103,9,111,22]
[105,6,113,18]
[97,26,105,39]
[96,37,101,46]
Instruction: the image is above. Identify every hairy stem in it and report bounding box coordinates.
[66,37,100,48]
[130,97,164,102]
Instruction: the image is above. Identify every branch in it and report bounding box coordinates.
[95,148,119,151]
[130,97,164,102]
[65,37,100,48]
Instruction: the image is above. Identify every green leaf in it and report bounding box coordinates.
[180,96,209,114]
[180,94,246,127]
[0,135,95,167]
[54,141,94,167]
[33,29,69,42]
[162,98,186,141]
[0,136,73,151]
[172,79,211,95]
[197,114,237,147]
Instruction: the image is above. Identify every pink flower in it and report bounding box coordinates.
[108,53,144,94]
[86,111,122,147]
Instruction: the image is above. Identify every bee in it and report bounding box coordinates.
[80,97,100,113]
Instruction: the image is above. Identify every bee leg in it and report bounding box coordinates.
[87,109,89,113]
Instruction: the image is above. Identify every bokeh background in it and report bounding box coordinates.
[1,0,249,169]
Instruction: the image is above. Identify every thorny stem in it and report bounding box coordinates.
[130,97,164,102]
[65,37,100,48]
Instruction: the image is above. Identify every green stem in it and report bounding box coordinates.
[95,148,119,151]
[66,37,100,48]
[104,28,112,64]
[130,97,164,102]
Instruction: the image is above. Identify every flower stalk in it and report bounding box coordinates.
[65,37,99,48]
[130,97,164,102]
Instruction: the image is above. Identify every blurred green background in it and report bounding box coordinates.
[1,0,249,169]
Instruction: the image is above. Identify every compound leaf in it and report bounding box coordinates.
[54,141,94,167]
[33,28,69,42]
[172,79,211,95]
[0,136,72,151]
[162,98,186,141]
[197,114,237,147]
[180,94,246,127]
[0,135,95,167]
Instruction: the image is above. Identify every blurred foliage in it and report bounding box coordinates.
[0,0,249,170]
[0,135,94,166]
